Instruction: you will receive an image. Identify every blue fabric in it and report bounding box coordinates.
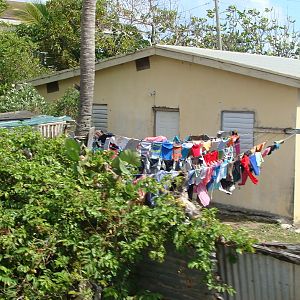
[207,166,221,191]
[249,154,260,176]
[173,136,181,143]
[188,170,196,185]
[161,141,173,160]
[181,142,193,160]
[181,147,190,159]
[150,142,162,159]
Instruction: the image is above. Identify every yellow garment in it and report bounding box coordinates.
[203,140,212,151]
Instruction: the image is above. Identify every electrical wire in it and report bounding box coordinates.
[179,1,212,14]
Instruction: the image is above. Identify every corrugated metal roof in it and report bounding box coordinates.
[0,111,36,121]
[29,45,300,88]
[157,45,300,81]
[0,115,72,128]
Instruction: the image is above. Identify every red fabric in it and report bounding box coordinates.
[191,144,202,157]
[238,155,258,186]
[204,151,218,164]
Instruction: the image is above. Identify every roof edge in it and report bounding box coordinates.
[29,47,156,86]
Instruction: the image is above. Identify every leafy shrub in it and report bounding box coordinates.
[0,128,255,299]
[49,87,79,119]
[0,31,49,91]
[0,83,49,114]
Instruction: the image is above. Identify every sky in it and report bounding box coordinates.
[178,0,300,29]
[15,0,300,30]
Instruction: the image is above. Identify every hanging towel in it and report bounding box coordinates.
[234,138,241,156]
[140,141,152,157]
[181,142,193,159]
[204,150,218,164]
[173,144,182,161]
[196,183,211,207]
[144,136,167,142]
[203,140,212,151]
[249,154,260,176]
[151,142,162,159]
[238,155,258,186]
[191,143,202,157]
[161,141,173,160]
[255,152,264,167]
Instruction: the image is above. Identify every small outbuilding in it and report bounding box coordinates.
[29,45,300,225]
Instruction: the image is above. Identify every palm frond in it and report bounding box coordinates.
[11,2,48,25]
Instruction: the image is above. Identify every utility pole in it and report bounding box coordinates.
[214,0,222,50]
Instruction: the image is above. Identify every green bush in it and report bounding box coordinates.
[0,128,255,299]
[0,83,49,114]
[49,87,79,119]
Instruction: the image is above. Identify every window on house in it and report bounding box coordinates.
[135,57,150,71]
[92,104,108,131]
[46,81,59,93]
[221,111,255,152]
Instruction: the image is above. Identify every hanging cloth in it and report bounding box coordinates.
[150,142,162,159]
[191,143,202,157]
[181,142,193,159]
[173,144,182,161]
[161,141,173,160]
[140,141,152,157]
[238,155,258,185]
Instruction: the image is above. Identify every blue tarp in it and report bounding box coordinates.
[0,115,73,128]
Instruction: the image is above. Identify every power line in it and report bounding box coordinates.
[179,1,212,14]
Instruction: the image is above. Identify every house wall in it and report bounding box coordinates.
[35,55,299,222]
[36,76,80,102]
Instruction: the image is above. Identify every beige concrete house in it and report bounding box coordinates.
[29,45,300,225]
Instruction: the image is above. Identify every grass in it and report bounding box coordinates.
[223,221,300,244]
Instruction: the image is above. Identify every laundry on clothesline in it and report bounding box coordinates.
[92,129,282,209]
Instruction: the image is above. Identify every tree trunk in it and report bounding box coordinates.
[75,0,96,138]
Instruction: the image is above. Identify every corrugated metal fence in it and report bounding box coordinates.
[133,244,300,300]
[217,245,300,300]
[134,248,214,300]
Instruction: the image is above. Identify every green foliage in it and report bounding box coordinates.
[11,1,50,25]
[15,0,149,70]
[0,127,255,299]
[0,83,49,113]
[0,0,7,15]
[163,6,300,57]
[0,31,49,92]
[49,87,79,119]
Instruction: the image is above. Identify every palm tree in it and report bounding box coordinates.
[11,1,49,25]
[75,0,97,138]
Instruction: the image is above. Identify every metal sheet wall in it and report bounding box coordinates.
[217,246,300,300]
[133,248,214,300]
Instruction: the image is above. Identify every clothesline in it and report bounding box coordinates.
[93,129,285,209]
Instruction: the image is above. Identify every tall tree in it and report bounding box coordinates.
[75,0,97,137]
[0,32,49,94]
